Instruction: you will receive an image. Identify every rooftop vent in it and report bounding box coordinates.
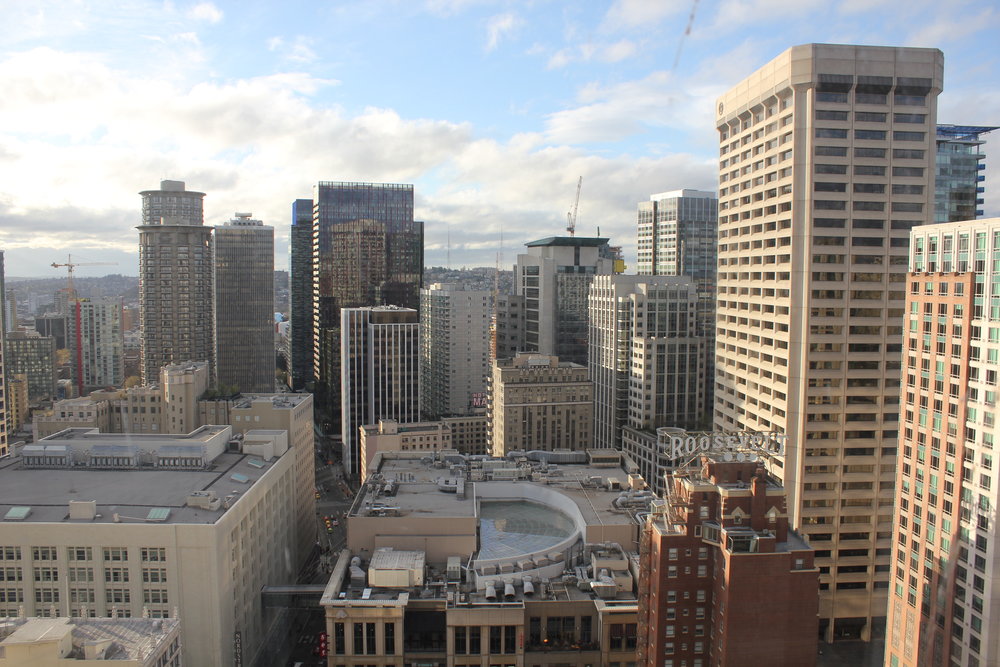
[4,507,30,521]
[69,500,97,520]
[146,508,171,522]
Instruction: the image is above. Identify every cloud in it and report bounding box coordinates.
[267,36,319,64]
[485,13,521,52]
[186,2,223,24]
[707,0,824,31]
[602,0,681,30]
[543,69,726,144]
[0,46,716,275]
[906,6,996,47]
[546,39,639,69]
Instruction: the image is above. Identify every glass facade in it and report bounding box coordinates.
[289,198,314,390]
[310,182,423,447]
[935,125,997,223]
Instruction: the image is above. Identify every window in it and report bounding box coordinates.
[105,588,130,604]
[143,589,169,604]
[68,547,92,561]
[32,547,57,561]
[104,567,129,583]
[103,548,128,562]
[141,548,166,562]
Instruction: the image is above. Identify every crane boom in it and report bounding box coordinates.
[566,176,582,237]
[50,254,118,295]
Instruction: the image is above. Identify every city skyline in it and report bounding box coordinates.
[1,1,998,277]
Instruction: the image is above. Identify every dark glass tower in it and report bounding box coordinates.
[311,182,423,457]
[289,199,314,390]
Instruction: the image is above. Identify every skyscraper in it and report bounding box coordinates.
[636,189,718,416]
[886,218,1000,667]
[419,283,491,420]
[311,182,423,437]
[214,213,275,393]
[588,274,705,457]
[341,306,419,477]
[713,44,944,642]
[0,251,6,452]
[67,296,124,394]
[935,124,998,223]
[509,236,618,366]
[6,329,56,402]
[289,198,314,390]
[137,180,214,384]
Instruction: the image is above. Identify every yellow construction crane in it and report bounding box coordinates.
[50,254,117,296]
[566,176,582,237]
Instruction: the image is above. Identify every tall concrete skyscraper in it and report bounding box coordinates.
[588,275,705,458]
[311,182,423,436]
[214,213,274,393]
[935,124,998,223]
[419,283,491,420]
[67,296,124,394]
[507,236,619,366]
[289,198,314,390]
[138,180,214,384]
[713,44,943,642]
[886,218,1000,667]
[636,189,718,416]
[341,306,419,477]
[0,251,6,452]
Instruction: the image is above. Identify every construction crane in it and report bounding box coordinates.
[51,254,118,297]
[566,176,582,237]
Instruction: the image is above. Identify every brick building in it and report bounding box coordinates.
[637,455,819,667]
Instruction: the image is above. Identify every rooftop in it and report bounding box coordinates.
[0,446,286,526]
[41,425,228,445]
[0,616,179,661]
[351,453,642,527]
[525,236,609,248]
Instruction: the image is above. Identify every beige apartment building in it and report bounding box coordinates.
[326,449,645,666]
[0,425,302,665]
[0,617,181,666]
[489,353,593,456]
[713,44,943,642]
[886,219,1000,667]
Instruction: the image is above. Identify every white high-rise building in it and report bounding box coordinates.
[341,306,419,477]
[588,275,705,456]
[510,236,619,366]
[214,213,275,393]
[67,297,124,394]
[419,283,490,420]
[713,44,943,642]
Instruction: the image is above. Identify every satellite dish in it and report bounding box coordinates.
[735,453,745,462]
[723,452,733,461]
[747,454,757,462]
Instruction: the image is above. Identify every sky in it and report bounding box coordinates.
[1,0,999,278]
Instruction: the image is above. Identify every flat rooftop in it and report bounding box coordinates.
[0,450,281,525]
[229,393,312,409]
[353,456,640,528]
[41,425,229,444]
[0,617,179,661]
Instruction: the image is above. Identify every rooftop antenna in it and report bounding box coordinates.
[447,226,451,270]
